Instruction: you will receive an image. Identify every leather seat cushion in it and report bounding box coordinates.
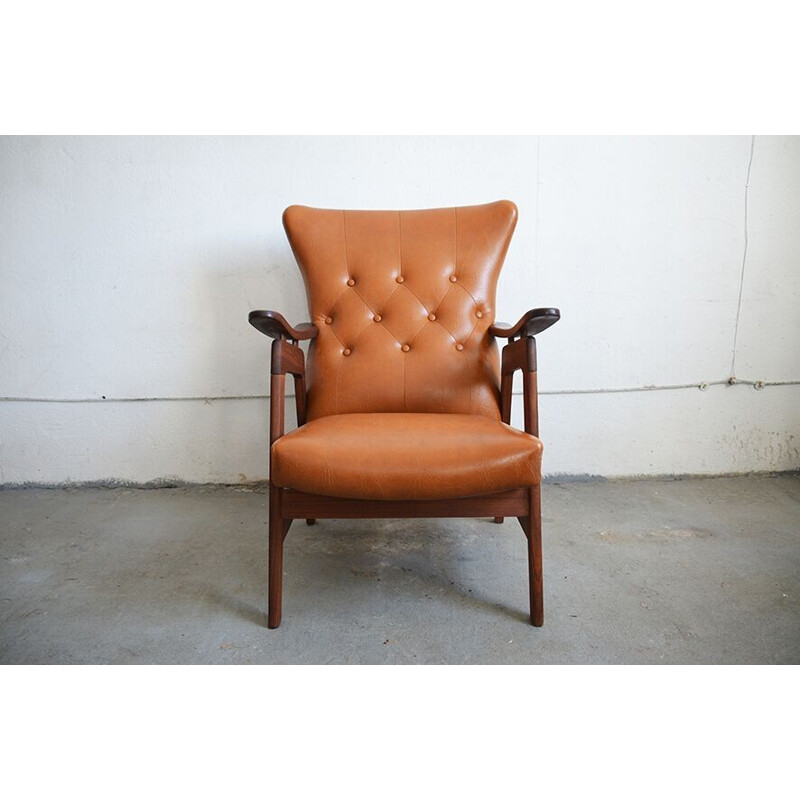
[271,413,542,501]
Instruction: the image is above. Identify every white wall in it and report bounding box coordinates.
[1,136,798,484]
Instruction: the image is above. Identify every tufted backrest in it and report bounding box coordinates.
[282,200,518,421]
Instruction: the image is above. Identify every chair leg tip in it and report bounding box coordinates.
[306,518,317,525]
[493,516,504,524]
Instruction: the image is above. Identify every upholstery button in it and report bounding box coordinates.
[373,314,382,322]
[455,343,464,351]
[343,348,351,356]
[428,313,436,321]
[396,276,404,284]
[401,344,410,352]
[475,310,483,318]
[449,275,458,283]
[347,278,355,286]
[325,316,333,324]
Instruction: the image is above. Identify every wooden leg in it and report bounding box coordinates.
[493,516,504,524]
[306,518,316,525]
[268,484,283,629]
[527,484,544,626]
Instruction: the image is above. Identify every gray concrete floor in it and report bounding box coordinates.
[1,475,798,664]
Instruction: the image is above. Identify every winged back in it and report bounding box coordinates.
[282,200,518,421]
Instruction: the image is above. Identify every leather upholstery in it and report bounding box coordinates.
[271,413,542,500]
[283,200,518,420]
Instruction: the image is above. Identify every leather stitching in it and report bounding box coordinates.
[342,210,351,279]
[349,284,377,318]
[397,210,403,280]
[397,281,430,315]
[455,279,482,311]
[453,206,458,275]
[324,322,347,350]
[350,285,404,348]
[324,284,352,327]
[399,211,406,410]
[405,316,436,347]
[428,283,459,343]
[452,282,482,344]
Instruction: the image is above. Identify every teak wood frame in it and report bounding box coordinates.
[250,307,560,629]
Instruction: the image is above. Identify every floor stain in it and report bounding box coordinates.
[599,527,715,542]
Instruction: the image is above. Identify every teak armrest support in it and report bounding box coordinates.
[494,308,561,435]
[248,310,317,442]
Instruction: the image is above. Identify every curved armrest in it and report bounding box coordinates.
[250,312,314,432]
[489,308,561,339]
[249,310,318,341]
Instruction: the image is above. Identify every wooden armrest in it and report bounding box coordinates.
[249,311,314,430]
[249,310,318,341]
[489,308,561,339]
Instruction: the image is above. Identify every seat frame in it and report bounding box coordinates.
[250,307,560,629]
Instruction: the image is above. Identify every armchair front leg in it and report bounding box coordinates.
[249,309,317,628]
[491,307,560,627]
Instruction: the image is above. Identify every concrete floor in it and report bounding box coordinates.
[1,475,798,664]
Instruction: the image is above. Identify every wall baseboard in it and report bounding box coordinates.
[2,470,798,491]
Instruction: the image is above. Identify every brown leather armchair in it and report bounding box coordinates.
[249,200,560,628]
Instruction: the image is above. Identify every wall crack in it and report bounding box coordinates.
[729,134,756,379]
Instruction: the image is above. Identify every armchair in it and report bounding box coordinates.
[249,201,560,628]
